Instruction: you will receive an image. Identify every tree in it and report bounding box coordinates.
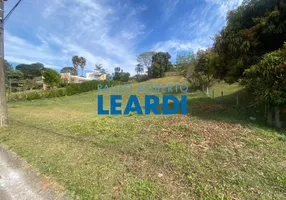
[121,72,130,82]
[137,52,156,77]
[112,67,130,82]
[79,57,86,77]
[95,64,107,74]
[15,63,45,79]
[42,68,61,88]
[150,52,172,78]
[243,43,286,127]
[213,0,286,82]
[176,53,196,77]
[60,67,75,75]
[72,56,80,76]
[114,66,121,73]
[135,64,144,76]
[194,49,219,87]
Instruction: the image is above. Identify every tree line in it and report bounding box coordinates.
[175,0,286,127]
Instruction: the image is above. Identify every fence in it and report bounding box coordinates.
[201,85,285,128]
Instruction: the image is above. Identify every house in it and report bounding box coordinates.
[60,73,88,84]
[86,72,106,81]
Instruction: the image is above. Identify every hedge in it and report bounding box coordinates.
[7,80,122,102]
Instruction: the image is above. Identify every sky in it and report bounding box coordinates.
[4,0,243,75]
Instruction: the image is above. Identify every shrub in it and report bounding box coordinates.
[136,75,150,82]
[7,80,122,102]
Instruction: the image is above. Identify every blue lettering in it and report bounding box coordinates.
[145,95,160,115]
[110,95,122,115]
[124,95,143,114]
[162,95,180,115]
[98,95,109,115]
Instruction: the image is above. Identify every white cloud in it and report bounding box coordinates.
[152,40,208,54]
[5,0,146,75]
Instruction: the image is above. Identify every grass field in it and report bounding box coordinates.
[0,76,286,199]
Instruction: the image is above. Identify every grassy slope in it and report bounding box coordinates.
[0,76,286,200]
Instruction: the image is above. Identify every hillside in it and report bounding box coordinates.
[0,76,286,199]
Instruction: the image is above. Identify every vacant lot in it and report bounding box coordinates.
[0,76,286,199]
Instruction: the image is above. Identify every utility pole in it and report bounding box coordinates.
[0,0,8,126]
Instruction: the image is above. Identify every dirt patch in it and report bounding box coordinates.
[159,115,251,149]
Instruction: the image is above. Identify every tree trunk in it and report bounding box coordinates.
[274,106,282,128]
[267,105,273,125]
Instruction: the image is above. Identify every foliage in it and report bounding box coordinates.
[72,56,80,76]
[135,63,144,75]
[22,78,41,91]
[177,49,219,88]
[112,67,130,82]
[4,60,24,92]
[42,68,61,88]
[136,52,156,76]
[213,0,286,82]
[15,62,45,79]
[243,43,286,106]
[60,67,75,75]
[150,52,172,78]
[136,74,150,82]
[8,80,122,102]
[94,64,107,74]
[79,57,86,77]
[175,52,196,77]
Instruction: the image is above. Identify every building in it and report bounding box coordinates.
[60,72,106,84]
[60,73,88,84]
[86,72,106,81]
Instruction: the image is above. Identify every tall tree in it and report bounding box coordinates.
[72,56,80,76]
[135,64,144,76]
[79,57,86,77]
[150,52,172,78]
[137,52,156,77]
[213,0,286,82]
[176,53,196,77]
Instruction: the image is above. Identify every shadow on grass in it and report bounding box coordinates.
[157,90,286,135]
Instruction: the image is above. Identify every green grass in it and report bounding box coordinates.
[1,76,286,199]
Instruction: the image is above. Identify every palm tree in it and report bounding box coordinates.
[135,64,144,75]
[79,57,86,77]
[95,64,107,74]
[114,67,121,73]
[72,56,80,76]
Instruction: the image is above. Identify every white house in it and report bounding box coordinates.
[86,72,106,80]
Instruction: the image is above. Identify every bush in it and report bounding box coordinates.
[136,75,150,82]
[42,69,61,88]
[7,80,122,102]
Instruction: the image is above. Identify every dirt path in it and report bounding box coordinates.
[0,145,69,200]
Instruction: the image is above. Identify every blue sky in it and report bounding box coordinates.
[4,0,242,75]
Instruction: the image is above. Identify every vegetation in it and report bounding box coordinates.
[94,64,107,75]
[15,62,45,79]
[60,67,75,75]
[136,52,156,77]
[1,76,285,199]
[174,0,286,127]
[7,79,122,102]
[72,56,86,76]
[42,68,62,88]
[113,67,130,82]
